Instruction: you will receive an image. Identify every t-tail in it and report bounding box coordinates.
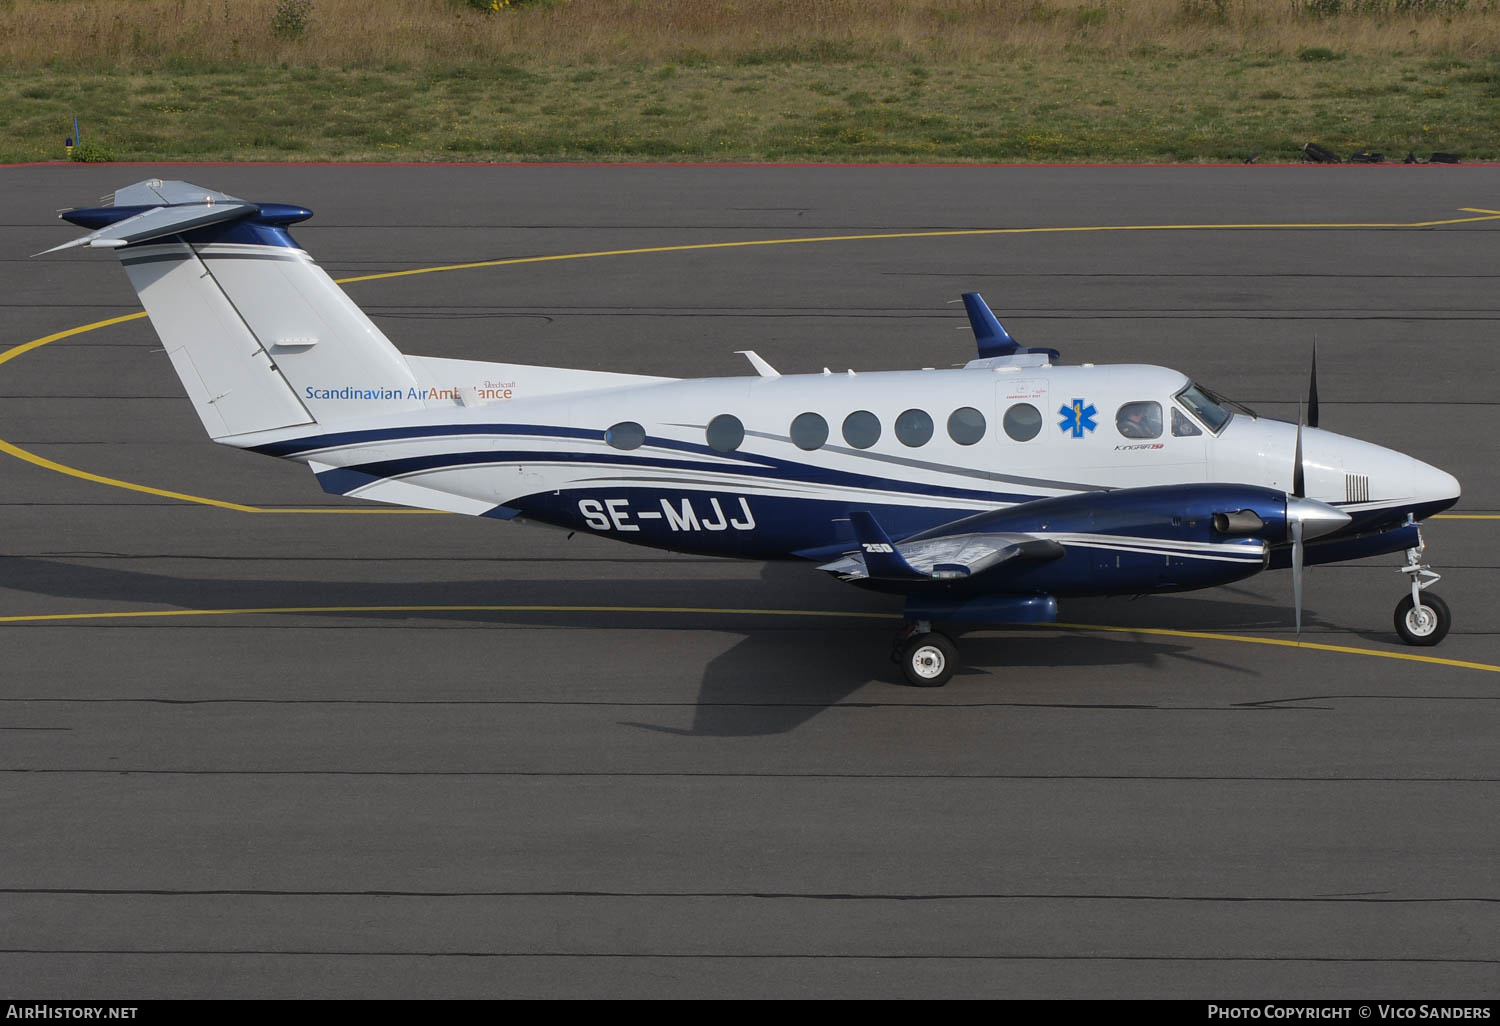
[43,179,430,440]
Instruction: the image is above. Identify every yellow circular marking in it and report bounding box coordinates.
[0,436,435,514]
[5,207,1499,514]
[0,311,146,368]
[0,603,1495,675]
[0,313,438,513]
[334,210,1500,285]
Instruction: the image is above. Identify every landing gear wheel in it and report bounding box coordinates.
[1394,592,1450,647]
[900,632,957,687]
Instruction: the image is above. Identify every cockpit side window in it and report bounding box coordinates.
[1116,401,1162,439]
[1171,407,1203,437]
[1176,383,1233,433]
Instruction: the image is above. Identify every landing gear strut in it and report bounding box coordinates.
[892,620,958,687]
[1394,532,1450,646]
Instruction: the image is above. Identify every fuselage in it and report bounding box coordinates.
[237,360,1461,567]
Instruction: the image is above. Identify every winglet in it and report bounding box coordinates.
[960,292,1060,364]
[961,292,1020,358]
[848,511,924,580]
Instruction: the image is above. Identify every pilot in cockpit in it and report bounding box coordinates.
[1117,401,1162,439]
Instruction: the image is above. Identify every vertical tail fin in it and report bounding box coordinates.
[49,180,424,440]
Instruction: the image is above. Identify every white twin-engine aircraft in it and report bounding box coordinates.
[44,180,1461,685]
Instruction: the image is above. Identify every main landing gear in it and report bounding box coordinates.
[888,533,1451,684]
[893,620,958,687]
[1394,537,1450,646]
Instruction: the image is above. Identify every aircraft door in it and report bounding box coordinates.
[994,377,1049,475]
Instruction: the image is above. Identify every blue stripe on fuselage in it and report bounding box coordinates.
[248,423,605,458]
[275,423,1054,505]
[331,448,1040,506]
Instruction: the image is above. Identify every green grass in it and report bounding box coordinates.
[9,54,1499,164]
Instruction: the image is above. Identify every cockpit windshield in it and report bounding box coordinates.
[1175,382,1246,434]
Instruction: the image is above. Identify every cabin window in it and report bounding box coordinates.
[1002,403,1042,442]
[894,409,934,448]
[842,410,881,450]
[790,412,829,451]
[605,421,646,450]
[706,413,745,453]
[1171,407,1203,437]
[947,407,986,446]
[1116,401,1163,439]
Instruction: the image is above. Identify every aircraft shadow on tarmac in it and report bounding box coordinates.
[3,555,1320,735]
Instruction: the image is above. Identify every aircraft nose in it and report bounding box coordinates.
[1407,458,1461,511]
[1367,450,1461,519]
[1324,432,1460,521]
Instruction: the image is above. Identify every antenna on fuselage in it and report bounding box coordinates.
[735,350,780,378]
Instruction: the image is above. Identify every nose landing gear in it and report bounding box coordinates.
[1394,535,1450,646]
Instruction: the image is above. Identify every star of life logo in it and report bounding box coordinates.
[1058,398,1097,438]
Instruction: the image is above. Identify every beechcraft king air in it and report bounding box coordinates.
[42,179,1462,685]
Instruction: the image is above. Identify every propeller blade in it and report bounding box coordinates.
[1292,402,1305,498]
[1284,498,1348,639]
[1291,517,1305,635]
[1307,343,1320,429]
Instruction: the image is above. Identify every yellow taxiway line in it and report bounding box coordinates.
[336,209,1500,285]
[0,602,1496,675]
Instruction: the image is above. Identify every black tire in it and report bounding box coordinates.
[900,632,957,687]
[1394,592,1451,647]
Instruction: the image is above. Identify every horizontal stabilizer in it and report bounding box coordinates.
[37,199,257,256]
[111,180,246,208]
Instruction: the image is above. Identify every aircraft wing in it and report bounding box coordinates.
[817,511,1064,582]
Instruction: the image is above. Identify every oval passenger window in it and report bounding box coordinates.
[947,407,986,445]
[790,412,829,451]
[842,410,881,449]
[605,421,646,450]
[894,408,933,448]
[1002,403,1042,441]
[706,413,745,453]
